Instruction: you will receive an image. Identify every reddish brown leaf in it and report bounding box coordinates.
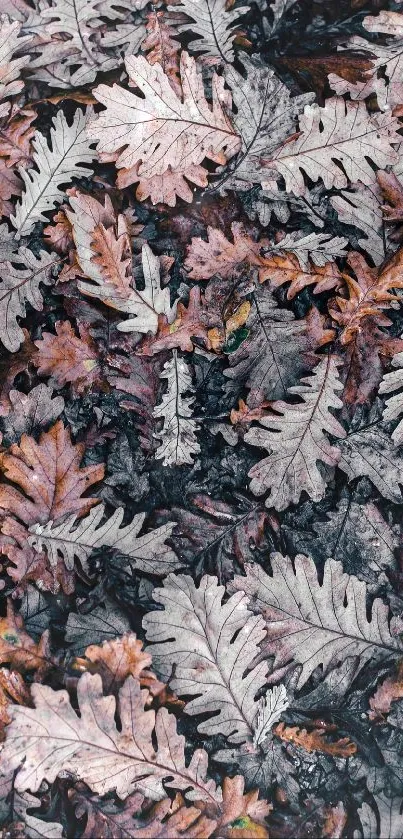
[0,107,35,168]
[274,723,357,757]
[34,320,101,394]
[329,248,403,344]
[0,420,104,527]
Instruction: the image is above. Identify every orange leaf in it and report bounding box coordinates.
[275,723,356,757]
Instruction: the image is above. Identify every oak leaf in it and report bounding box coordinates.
[11,109,96,238]
[244,356,345,511]
[274,723,356,758]
[0,419,104,527]
[0,247,57,353]
[0,672,222,804]
[153,352,200,466]
[34,320,100,394]
[142,11,181,96]
[329,249,403,345]
[230,555,402,688]
[87,52,241,204]
[267,97,400,196]
[369,661,403,720]
[144,573,269,744]
[28,503,181,576]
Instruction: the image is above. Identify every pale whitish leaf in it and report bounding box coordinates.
[68,193,173,333]
[0,224,18,261]
[338,427,403,503]
[0,15,31,102]
[12,791,63,839]
[88,51,240,179]
[144,573,268,743]
[116,243,175,335]
[167,0,249,63]
[65,604,130,655]
[153,352,200,466]
[11,109,96,237]
[0,248,56,352]
[269,231,348,270]
[329,12,403,112]
[0,673,221,804]
[268,97,400,197]
[224,286,309,405]
[31,0,131,87]
[379,352,403,446]
[355,795,403,839]
[244,356,346,511]
[230,555,402,689]
[28,503,181,575]
[253,684,289,748]
[219,55,313,191]
[2,384,64,444]
[330,184,393,265]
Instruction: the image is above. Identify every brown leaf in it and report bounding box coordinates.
[185,223,266,280]
[0,159,21,216]
[34,320,101,394]
[0,517,76,594]
[0,420,104,527]
[0,600,53,679]
[82,632,153,693]
[260,252,343,299]
[142,11,182,97]
[369,660,403,720]
[0,107,35,168]
[43,208,74,254]
[329,248,403,344]
[274,723,357,757]
[72,789,217,839]
[139,287,212,354]
[213,775,271,839]
[90,221,132,298]
[0,669,31,741]
[322,802,347,839]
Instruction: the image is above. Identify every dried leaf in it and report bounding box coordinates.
[0,672,222,804]
[244,356,345,510]
[230,555,402,688]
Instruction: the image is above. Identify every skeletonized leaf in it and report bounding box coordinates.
[167,0,249,63]
[230,555,402,689]
[29,503,181,575]
[144,573,269,743]
[153,352,200,466]
[244,356,346,511]
[0,673,222,804]
[11,109,96,237]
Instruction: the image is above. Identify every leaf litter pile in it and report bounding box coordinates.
[3,0,403,836]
